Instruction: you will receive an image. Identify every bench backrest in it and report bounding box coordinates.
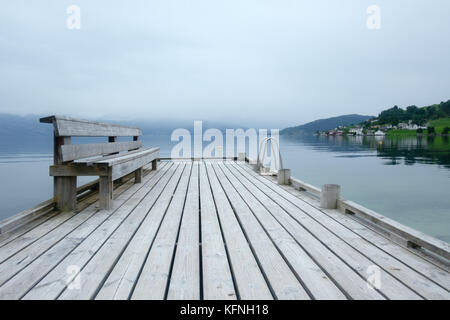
[40,115,143,164]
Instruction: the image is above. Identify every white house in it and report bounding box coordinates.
[349,127,363,135]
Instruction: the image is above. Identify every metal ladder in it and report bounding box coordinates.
[254,137,283,175]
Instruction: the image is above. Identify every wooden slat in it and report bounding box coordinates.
[0,211,59,248]
[197,162,236,300]
[273,179,450,292]
[0,180,102,248]
[60,141,142,162]
[40,116,142,137]
[0,172,142,291]
[18,163,171,300]
[0,172,152,299]
[0,193,98,265]
[50,165,109,177]
[231,162,386,300]
[205,163,273,300]
[221,162,346,300]
[58,163,184,300]
[235,162,430,300]
[0,179,134,288]
[123,164,192,300]
[95,163,188,300]
[339,200,450,261]
[97,148,160,166]
[167,163,200,299]
[270,180,450,299]
[289,169,450,261]
[0,200,54,236]
[213,163,310,300]
[236,163,450,300]
[110,148,160,180]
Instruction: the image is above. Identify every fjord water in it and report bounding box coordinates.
[0,134,449,243]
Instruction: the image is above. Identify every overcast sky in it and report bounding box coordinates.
[0,1,449,127]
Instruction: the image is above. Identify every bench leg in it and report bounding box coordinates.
[134,168,143,184]
[54,176,77,211]
[152,159,158,171]
[99,175,113,210]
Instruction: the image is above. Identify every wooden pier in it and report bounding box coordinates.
[0,158,449,300]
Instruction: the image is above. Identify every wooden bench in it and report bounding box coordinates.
[41,116,160,211]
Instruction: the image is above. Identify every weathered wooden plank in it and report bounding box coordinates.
[0,195,103,285]
[57,163,185,300]
[50,165,109,177]
[339,200,450,261]
[0,210,59,248]
[134,168,143,183]
[110,148,159,180]
[231,162,385,300]
[167,163,201,299]
[40,116,142,137]
[205,163,273,300]
[60,141,142,162]
[235,162,425,300]
[54,176,77,211]
[95,163,188,300]
[0,179,133,288]
[123,164,192,300]
[273,183,450,299]
[213,163,310,300]
[197,162,236,300]
[0,200,55,236]
[222,163,346,300]
[21,163,172,300]
[99,175,113,210]
[9,163,170,300]
[240,164,450,299]
[274,180,450,294]
[0,193,97,265]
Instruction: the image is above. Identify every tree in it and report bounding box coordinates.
[417,128,423,134]
[427,126,435,135]
[443,127,450,135]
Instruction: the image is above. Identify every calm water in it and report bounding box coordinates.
[0,134,449,243]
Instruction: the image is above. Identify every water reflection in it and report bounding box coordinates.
[283,135,450,169]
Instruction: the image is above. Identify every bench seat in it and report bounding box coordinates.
[41,115,160,211]
[50,147,160,180]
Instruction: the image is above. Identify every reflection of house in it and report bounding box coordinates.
[349,128,363,135]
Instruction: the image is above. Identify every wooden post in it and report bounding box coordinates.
[152,159,158,171]
[99,175,113,210]
[54,136,77,211]
[135,168,143,183]
[320,184,341,209]
[238,152,246,161]
[277,168,291,185]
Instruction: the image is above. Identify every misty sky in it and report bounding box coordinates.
[1,1,449,128]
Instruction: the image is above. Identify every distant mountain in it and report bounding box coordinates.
[0,113,52,137]
[0,113,248,138]
[280,114,374,135]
